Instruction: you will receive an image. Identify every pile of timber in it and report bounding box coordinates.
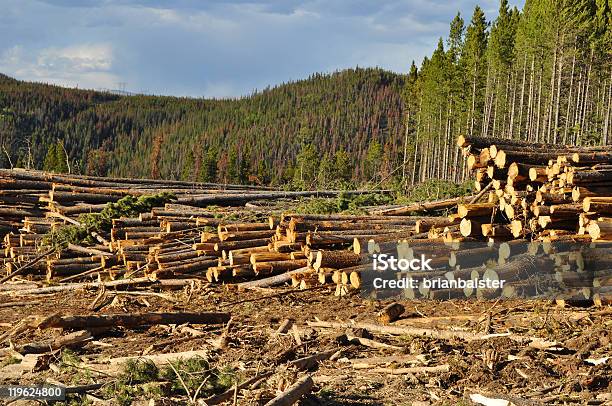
[0,143,609,304]
[0,169,392,285]
[456,135,612,242]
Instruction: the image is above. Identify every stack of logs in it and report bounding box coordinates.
[1,136,610,304]
[456,135,611,242]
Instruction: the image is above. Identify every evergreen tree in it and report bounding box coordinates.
[448,12,465,64]
[43,143,59,172]
[201,148,218,182]
[317,153,334,187]
[294,142,318,188]
[43,141,69,173]
[227,148,239,183]
[334,149,352,183]
[238,150,250,184]
[182,150,195,180]
[365,140,383,181]
[461,6,489,136]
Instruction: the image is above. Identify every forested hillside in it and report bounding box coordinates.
[0,69,406,187]
[0,0,610,188]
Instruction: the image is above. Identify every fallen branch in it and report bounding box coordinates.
[307,320,557,348]
[0,278,196,296]
[200,371,274,405]
[287,350,338,371]
[308,320,481,341]
[345,332,402,351]
[0,301,42,308]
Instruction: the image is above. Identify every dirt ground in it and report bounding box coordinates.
[0,284,611,405]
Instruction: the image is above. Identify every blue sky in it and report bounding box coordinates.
[0,0,523,97]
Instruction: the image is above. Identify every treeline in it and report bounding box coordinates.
[0,0,609,189]
[402,0,611,185]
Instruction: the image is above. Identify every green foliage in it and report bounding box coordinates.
[292,197,339,214]
[182,150,195,180]
[336,192,395,214]
[42,225,89,251]
[294,142,319,188]
[448,12,465,63]
[199,148,218,182]
[102,359,162,406]
[365,141,383,181]
[97,357,238,404]
[160,356,237,398]
[122,359,160,384]
[399,179,473,203]
[83,192,175,233]
[43,141,69,173]
[334,149,352,182]
[43,193,175,248]
[293,193,394,215]
[317,153,335,186]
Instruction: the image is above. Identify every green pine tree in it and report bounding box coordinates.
[461,6,489,136]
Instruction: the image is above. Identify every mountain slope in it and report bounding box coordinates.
[0,68,407,185]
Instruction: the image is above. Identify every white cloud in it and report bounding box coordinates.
[0,43,119,90]
[38,44,113,71]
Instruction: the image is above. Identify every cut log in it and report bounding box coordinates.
[377,303,405,324]
[253,259,308,275]
[457,203,496,218]
[263,375,314,406]
[313,250,365,271]
[370,196,477,216]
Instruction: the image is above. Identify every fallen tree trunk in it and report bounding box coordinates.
[0,278,195,296]
[370,196,477,216]
[178,190,391,207]
[38,312,231,330]
[236,267,310,289]
[16,330,92,354]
